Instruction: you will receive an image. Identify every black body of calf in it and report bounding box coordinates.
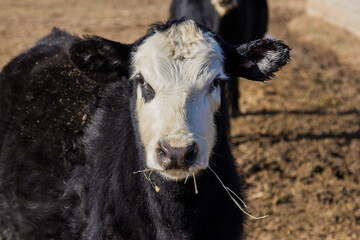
[0,19,289,239]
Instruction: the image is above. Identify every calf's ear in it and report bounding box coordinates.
[224,39,290,81]
[69,36,132,84]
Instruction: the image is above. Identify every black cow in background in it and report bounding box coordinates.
[170,0,269,116]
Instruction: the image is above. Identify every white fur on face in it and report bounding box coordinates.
[132,20,225,180]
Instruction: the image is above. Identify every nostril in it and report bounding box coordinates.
[156,147,167,157]
[156,146,171,168]
[184,143,198,165]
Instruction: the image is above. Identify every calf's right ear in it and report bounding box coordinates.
[224,39,290,81]
[69,36,132,84]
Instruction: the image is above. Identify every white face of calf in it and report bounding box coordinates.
[132,21,225,180]
[69,19,290,182]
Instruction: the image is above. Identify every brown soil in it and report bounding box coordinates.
[1,0,359,239]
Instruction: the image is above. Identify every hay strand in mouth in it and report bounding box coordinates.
[193,173,198,194]
[184,172,190,184]
[133,169,160,192]
[184,172,198,194]
[208,166,268,220]
[133,169,153,174]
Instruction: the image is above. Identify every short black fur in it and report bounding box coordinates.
[69,36,132,84]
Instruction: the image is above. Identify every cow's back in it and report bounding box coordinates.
[219,0,268,44]
[169,0,220,31]
[169,0,268,44]
[0,28,100,239]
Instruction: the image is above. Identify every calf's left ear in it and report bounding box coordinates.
[69,36,132,84]
[224,39,290,81]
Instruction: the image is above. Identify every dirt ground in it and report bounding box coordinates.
[1,0,359,239]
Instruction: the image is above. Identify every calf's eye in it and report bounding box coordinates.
[210,77,222,93]
[136,74,155,102]
[136,75,145,86]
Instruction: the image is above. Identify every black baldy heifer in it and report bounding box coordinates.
[170,0,269,116]
[0,19,289,240]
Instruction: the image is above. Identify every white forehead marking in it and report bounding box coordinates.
[132,20,224,92]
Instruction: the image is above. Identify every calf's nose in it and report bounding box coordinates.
[156,142,198,170]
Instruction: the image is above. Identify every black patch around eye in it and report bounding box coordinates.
[212,78,221,88]
[209,77,223,93]
[135,75,155,102]
[141,82,155,102]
